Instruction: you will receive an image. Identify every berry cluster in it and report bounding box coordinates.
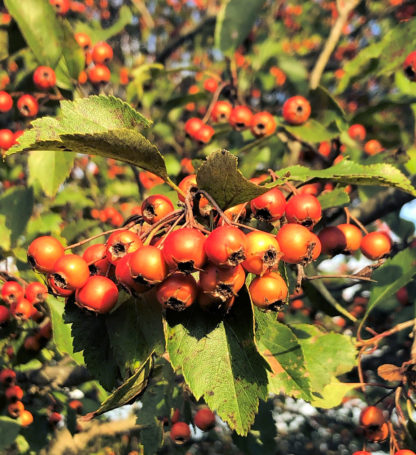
[169,407,216,445]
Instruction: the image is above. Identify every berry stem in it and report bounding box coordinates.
[345,207,368,234]
[202,81,229,124]
[165,176,186,199]
[305,274,376,282]
[195,190,232,225]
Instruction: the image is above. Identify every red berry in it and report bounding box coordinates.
[17,94,38,117]
[199,264,245,301]
[0,91,13,112]
[20,410,33,427]
[211,100,232,123]
[25,282,48,305]
[52,254,90,290]
[337,223,362,253]
[115,253,148,294]
[1,281,24,305]
[360,232,391,260]
[82,243,110,276]
[282,96,311,125]
[348,124,366,141]
[129,245,167,286]
[250,111,276,137]
[285,194,322,228]
[0,305,9,324]
[0,129,15,150]
[27,236,65,273]
[75,276,118,313]
[318,226,347,256]
[249,272,288,310]
[156,273,198,311]
[48,412,62,425]
[33,66,56,90]
[0,369,16,385]
[178,174,198,202]
[359,405,385,428]
[204,225,247,268]
[6,385,24,401]
[403,50,416,82]
[352,452,372,455]
[203,77,218,93]
[8,401,24,418]
[24,335,41,351]
[11,298,37,320]
[105,230,142,265]
[250,187,286,222]
[276,224,321,264]
[242,231,280,275]
[162,228,206,273]
[193,124,215,144]
[229,105,253,130]
[193,408,216,431]
[87,64,111,84]
[395,450,416,455]
[50,0,70,14]
[69,400,83,413]
[184,117,204,137]
[142,195,175,225]
[91,42,113,64]
[74,32,91,50]
[170,422,191,445]
[364,139,383,155]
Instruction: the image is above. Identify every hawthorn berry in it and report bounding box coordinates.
[24,335,41,351]
[129,245,167,286]
[318,226,347,256]
[0,129,15,150]
[19,410,34,427]
[365,421,389,442]
[8,401,24,418]
[282,95,311,125]
[395,451,416,455]
[11,298,37,320]
[33,66,56,90]
[69,400,83,413]
[91,42,113,64]
[276,224,321,264]
[250,111,276,137]
[82,243,110,275]
[242,231,280,275]
[204,225,247,268]
[115,253,148,294]
[52,254,90,290]
[250,187,286,222]
[359,405,385,428]
[17,94,39,117]
[211,100,232,123]
[403,50,416,82]
[28,236,65,273]
[0,369,16,385]
[162,228,206,273]
[178,174,198,202]
[360,231,391,260]
[75,276,119,313]
[193,408,216,431]
[0,91,13,112]
[25,282,48,305]
[156,273,198,311]
[364,139,383,155]
[199,264,245,301]
[74,32,92,50]
[6,385,24,402]
[348,124,366,142]
[47,274,73,297]
[193,123,215,143]
[203,77,218,93]
[50,0,70,14]
[352,452,372,455]
[1,281,24,305]
[184,117,204,137]
[229,105,253,130]
[249,272,288,310]
[170,421,191,445]
[48,412,62,425]
[337,223,362,253]
[105,230,142,265]
[87,64,111,84]
[285,194,322,228]
[0,305,9,324]
[142,194,175,224]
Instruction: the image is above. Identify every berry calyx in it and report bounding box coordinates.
[249,272,288,310]
[105,230,142,265]
[250,187,286,222]
[156,273,198,311]
[204,225,247,268]
[276,224,321,264]
[285,194,322,228]
[170,421,191,445]
[142,194,175,224]
[242,231,280,275]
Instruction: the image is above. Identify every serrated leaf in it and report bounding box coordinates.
[284,118,340,143]
[46,296,84,364]
[196,150,268,210]
[106,297,165,377]
[0,416,21,450]
[28,150,75,197]
[359,248,416,333]
[272,159,416,197]
[310,379,359,409]
[291,324,357,394]
[165,287,268,435]
[0,187,34,251]
[215,0,266,55]
[318,187,350,210]
[86,355,153,419]
[255,309,312,401]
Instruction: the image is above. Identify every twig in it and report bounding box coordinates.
[202,81,229,123]
[357,319,416,348]
[305,274,376,282]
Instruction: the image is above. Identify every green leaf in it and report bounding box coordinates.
[309,86,347,129]
[61,220,100,244]
[28,150,75,198]
[215,0,266,55]
[272,159,416,197]
[255,309,312,401]
[359,248,416,333]
[291,324,356,395]
[0,28,8,61]
[46,296,84,364]
[283,118,340,143]
[0,416,21,450]
[106,297,165,377]
[318,187,350,210]
[5,0,63,67]
[0,187,34,251]
[64,302,120,391]
[86,355,153,419]
[310,379,360,409]
[165,287,268,435]
[196,150,268,210]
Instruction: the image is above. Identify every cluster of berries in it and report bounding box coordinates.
[168,407,216,445]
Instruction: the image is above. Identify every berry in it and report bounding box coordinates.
[91,42,113,64]
[87,64,111,84]
[19,410,34,427]
[204,225,247,268]
[48,274,74,297]
[1,281,24,305]
[50,0,70,14]
[129,245,167,286]
[33,66,56,90]
[115,253,148,294]
[184,117,204,137]
[49,412,62,425]
[250,111,276,137]
[105,230,142,265]
[24,335,41,351]
[198,292,234,314]
[193,408,216,431]
[211,100,232,123]
[282,96,311,125]
[229,105,253,130]
[52,254,90,290]
[82,243,110,275]
[6,385,24,401]
[285,194,322,228]
[364,139,383,155]
[318,226,347,256]
[25,282,48,305]
[193,124,215,143]
[17,94,39,117]
[359,405,385,428]
[142,195,175,224]
[156,273,198,311]
[8,401,24,418]
[360,232,391,260]
[403,51,416,82]
[170,422,191,445]
[28,236,65,273]
[364,421,389,442]
[0,91,13,112]
[162,228,206,273]
[74,32,91,50]
[395,451,416,455]
[0,305,9,324]
[199,264,245,301]
[178,174,198,202]
[11,298,37,320]
[249,272,288,310]
[242,231,280,275]
[69,400,83,413]
[0,129,15,150]
[250,187,286,222]
[276,224,321,264]
[203,77,218,93]
[75,276,119,313]
[348,124,366,141]
[337,223,362,253]
[0,369,16,385]
[352,452,372,455]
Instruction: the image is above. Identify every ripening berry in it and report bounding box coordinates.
[337,223,362,253]
[229,105,253,130]
[170,421,191,445]
[0,91,13,112]
[87,64,111,84]
[1,281,24,305]
[250,111,276,137]
[193,408,216,431]
[285,194,322,228]
[156,273,198,311]
[203,77,218,93]
[277,224,321,264]
[74,32,91,50]
[360,232,391,260]
[282,96,311,125]
[204,225,247,268]
[91,42,113,64]
[249,272,288,310]
[33,66,56,90]
[193,124,215,143]
[105,230,142,265]
[75,276,119,313]
[142,194,175,224]
[0,129,15,150]
[17,94,38,117]
[129,245,167,285]
[250,187,286,222]
[403,51,416,82]
[52,254,90,290]
[211,100,232,123]
[27,236,65,273]
[348,124,366,142]
[242,231,280,275]
[359,405,385,428]
[199,264,245,301]
[19,410,34,427]
[364,139,383,155]
[184,117,204,137]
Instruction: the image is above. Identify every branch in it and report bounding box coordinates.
[309,0,360,89]
[156,16,216,64]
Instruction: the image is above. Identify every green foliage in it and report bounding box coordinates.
[0,416,21,450]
